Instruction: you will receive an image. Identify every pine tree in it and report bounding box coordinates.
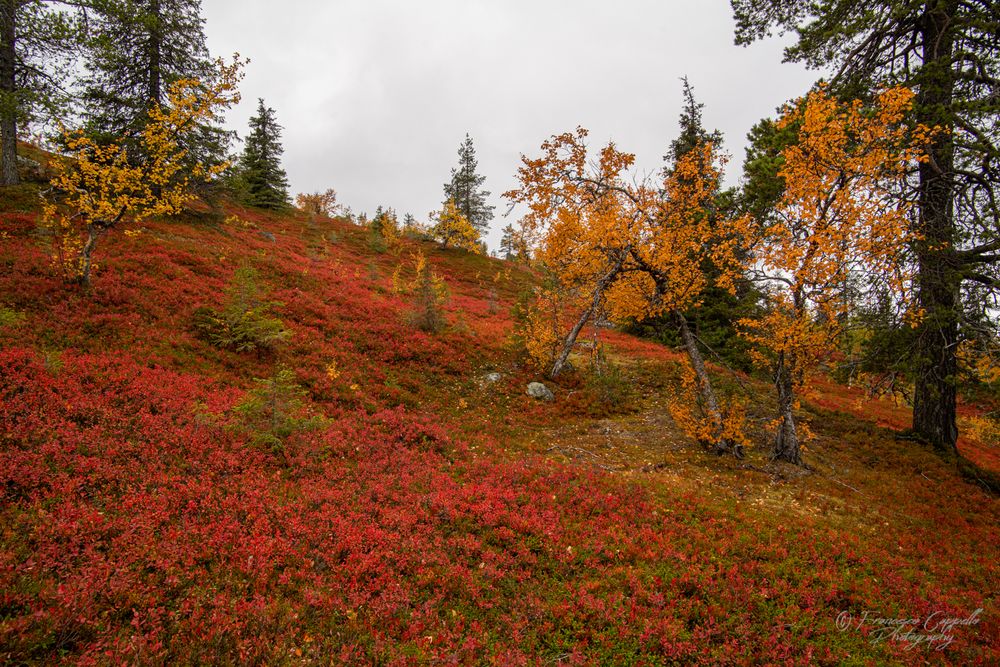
[443,133,494,237]
[0,1,81,185]
[82,0,231,170]
[499,223,518,260]
[238,98,289,210]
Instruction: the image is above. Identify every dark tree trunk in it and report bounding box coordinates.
[146,0,162,196]
[0,0,19,186]
[147,0,162,107]
[773,352,801,464]
[912,0,959,455]
[675,310,741,458]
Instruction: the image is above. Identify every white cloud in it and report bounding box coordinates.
[202,0,819,249]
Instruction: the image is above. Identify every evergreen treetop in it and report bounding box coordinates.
[443,133,494,236]
[499,223,518,260]
[664,77,723,173]
[239,98,290,210]
[82,0,231,170]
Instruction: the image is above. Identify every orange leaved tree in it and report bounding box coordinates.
[507,129,755,455]
[506,129,640,379]
[740,86,934,464]
[43,57,244,287]
[296,189,338,220]
[624,143,756,457]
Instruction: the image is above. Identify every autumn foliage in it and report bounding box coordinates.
[432,198,482,253]
[0,27,997,661]
[392,251,450,332]
[740,86,934,463]
[42,57,244,286]
[507,129,753,454]
[295,188,339,219]
[0,190,998,663]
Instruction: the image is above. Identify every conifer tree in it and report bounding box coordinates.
[238,98,289,210]
[368,205,398,251]
[663,78,723,180]
[499,223,518,260]
[82,0,231,170]
[402,212,423,235]
[0,0,82,185]
[443,133,494,237]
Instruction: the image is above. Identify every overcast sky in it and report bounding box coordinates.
[202,0,818,250]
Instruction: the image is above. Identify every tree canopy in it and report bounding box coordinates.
[731,0,1000,453]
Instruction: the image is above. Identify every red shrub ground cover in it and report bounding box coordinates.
[1,208,997,664]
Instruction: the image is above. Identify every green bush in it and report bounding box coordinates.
[193,266,289,353]
[0,306,24,328]
[232,367,325,453]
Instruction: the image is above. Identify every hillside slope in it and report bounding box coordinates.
[1,203,998,665]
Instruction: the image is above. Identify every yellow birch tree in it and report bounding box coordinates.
[43,56,245,287]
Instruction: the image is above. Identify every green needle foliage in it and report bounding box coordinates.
[233,366,325,453]
[237,98,290,210]
[193,265,289,353]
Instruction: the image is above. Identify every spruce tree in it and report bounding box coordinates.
[82,0,231,169]
[0,1,82,185]
[663,77,723,179]
[499,223,518,260]
[238,98,289,210]
[442,133,494,237]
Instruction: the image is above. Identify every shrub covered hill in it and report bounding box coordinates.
[1,186,998,664]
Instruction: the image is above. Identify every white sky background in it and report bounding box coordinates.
[201,0,818,250]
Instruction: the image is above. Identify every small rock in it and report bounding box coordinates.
[16,155,46,182]
[527,382,555,402]
[258,230,276,242]
[483,372,502,384]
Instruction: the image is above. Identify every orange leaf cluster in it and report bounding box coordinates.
[739,86,933,388]
[506,130,753,329]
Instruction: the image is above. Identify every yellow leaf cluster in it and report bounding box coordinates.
[957,341,1000,386]
[392,251,448,302]
[43,56,245,282]
[296,189,338,218]
[432,199,482,253]
[668,361,751,449]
